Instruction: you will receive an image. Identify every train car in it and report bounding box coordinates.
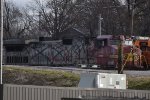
[123,40,142,69]
[88,35,142,69]
[133,36,150,69]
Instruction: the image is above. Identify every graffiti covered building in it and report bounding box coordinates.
[4,28,87,66]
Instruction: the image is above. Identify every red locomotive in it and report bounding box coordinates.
[88,35,143,69]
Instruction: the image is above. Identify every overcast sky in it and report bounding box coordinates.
[12,0,31,7]
[12,0,125,7]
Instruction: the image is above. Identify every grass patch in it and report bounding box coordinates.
[2,66,150,90]
[127,77,150,90]
[2,67,80,87]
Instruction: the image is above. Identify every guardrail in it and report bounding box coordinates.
[2,84,150,100]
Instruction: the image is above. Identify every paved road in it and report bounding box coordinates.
[4,65,150,76]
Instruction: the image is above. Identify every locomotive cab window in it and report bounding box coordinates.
[110,39,120,45]
[140,42,148,46]
[140,42,148,51]
[95,39,108,48]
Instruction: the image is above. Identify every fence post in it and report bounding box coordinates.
[0,84,3,100]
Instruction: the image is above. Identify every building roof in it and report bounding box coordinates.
[53,28,86,40]
[4,39,39,45]
[4,39,25,45]
[97,35,113,39]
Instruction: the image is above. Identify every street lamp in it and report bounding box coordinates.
[0,0,4,84]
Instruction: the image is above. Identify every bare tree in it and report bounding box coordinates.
[3,0,31,39]
[27,0,150,38]
[30,0,83,38]
[124,0,150,36]
[75,0,126,36]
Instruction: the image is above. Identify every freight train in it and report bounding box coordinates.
[3,31,150,70]
[87,35,149,70]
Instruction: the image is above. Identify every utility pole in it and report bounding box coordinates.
[131,1,135,67]
[131,1,135,36]
[0,0,4,84]
[98,14,103,36]
[118,39,123,74]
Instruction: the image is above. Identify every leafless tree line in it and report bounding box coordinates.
[2,0,150,40]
